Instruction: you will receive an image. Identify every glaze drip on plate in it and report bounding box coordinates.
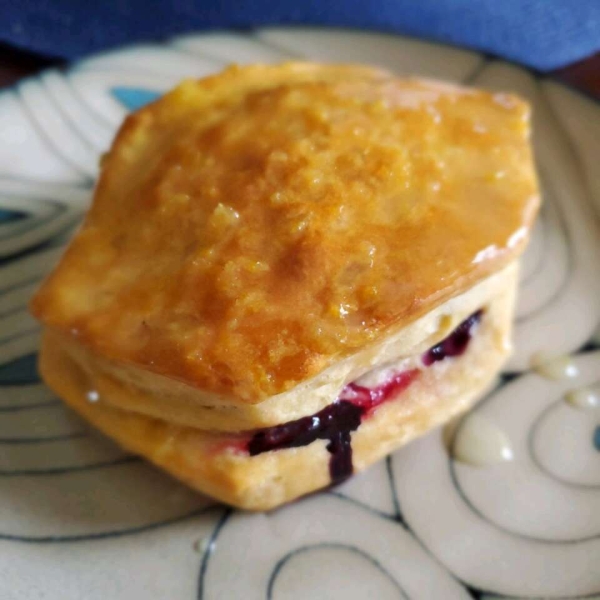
[530,352,580,381]
[451,413,514,467]
[565,384,600,410]
[248,310,483,481]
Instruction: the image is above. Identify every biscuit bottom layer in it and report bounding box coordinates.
[244,310,482,482]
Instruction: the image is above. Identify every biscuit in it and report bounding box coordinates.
[31,63,539,509]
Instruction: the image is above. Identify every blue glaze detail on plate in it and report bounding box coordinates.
[111,87,162,110]
[0,354,39,384]
[0,209,27,222]
[594,426,600,451]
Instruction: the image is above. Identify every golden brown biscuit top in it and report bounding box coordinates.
[31,63,539,403]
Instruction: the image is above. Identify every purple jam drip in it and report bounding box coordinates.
[246,309,484,483]
[247,369,418,482]
[422,309,483,366]
[248,400,362,482]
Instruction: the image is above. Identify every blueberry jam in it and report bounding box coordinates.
[246,309,483,482]
[422,309,483,366]
[248,369,419,482]
[248,400,362,482]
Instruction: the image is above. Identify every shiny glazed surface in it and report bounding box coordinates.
[31,63,539,402]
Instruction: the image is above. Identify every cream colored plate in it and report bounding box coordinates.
[0,28,598,599]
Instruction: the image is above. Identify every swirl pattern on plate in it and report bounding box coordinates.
[392,353,600,597]
[199,495,470,600]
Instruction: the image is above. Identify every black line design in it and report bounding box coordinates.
[0,232,75,270]
[0,219,77,269]
[390,417,600,598]
[0,179,92,201]
[464,585,600,600]
[163,42,231,65]
[5,216,73,257]
[0,204,63,243]
[41,76,104,152]
[386,455,404,523]
[461,66,584,332]
[0,224,66,259]
[0,325,40,346]
[266,543,409,600]
[466,587,483,599]
[64,75,115,130]
[0,304,37,321]
[197,508,232,600]
[327,490,398,523]
[195,491,473,598]
[528,390,600,490]
[0,200,63,241]
[0,432,87,444]
[384,460,477,596]
[579,339,600,353]
[500,372,520,384]
[448,459,600,546]
[519,203,547,287]
[0,272,50,296]
[248,31,304,59]
[166,34,298,68]
[0,399,60,413]
[0,353,40,385]
[71,62,180,79]
[541,76,600,211]
[0,505,215,544]
[0,171,92,189]
[462,57,490,85]
[0,173,90,190]
[0,455,138,477]
[515,171,574,323]
[156,41,227,67]
[540,79,600,353]
[0,226,76,270]
[16,87,94,184]
[447,372,600,545]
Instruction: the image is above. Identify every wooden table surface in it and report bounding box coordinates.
[1,41,598,98]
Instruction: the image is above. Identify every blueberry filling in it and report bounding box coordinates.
[248,400,363,482]
[422,309,483,366]
[248,369,418,482]
[246,309,483,482]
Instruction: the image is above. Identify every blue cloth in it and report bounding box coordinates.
[1,0,599,71]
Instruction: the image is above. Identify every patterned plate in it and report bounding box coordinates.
[1,29,599,600]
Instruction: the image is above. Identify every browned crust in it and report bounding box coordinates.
[38,264,516,510]
[31,63,539,402]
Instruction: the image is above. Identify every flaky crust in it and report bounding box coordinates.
[31,63,539,403]
[39,265,516,510]
[54,264,516,431]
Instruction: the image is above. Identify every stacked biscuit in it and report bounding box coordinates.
[31,63,539,509]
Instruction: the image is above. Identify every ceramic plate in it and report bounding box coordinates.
[1,28,599,600]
